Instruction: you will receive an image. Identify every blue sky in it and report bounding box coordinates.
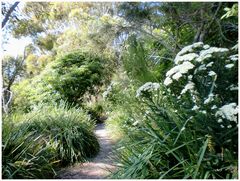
[2,1,31,57]
[3,36,32,57]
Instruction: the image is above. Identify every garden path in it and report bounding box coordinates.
[57,123,116,179]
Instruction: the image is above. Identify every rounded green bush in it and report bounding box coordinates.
[48,51,107,105]
[2,104,100,178]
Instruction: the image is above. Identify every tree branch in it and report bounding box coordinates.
[2,2,20,28]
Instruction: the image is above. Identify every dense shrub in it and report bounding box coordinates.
[2,104,99,179]
[11,72,61,113]
[48,51,107,105]
[110,43,238,179]
[11,79,35,113]
[11,51,111,112]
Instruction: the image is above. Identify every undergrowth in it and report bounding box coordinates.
[2,103,99,179]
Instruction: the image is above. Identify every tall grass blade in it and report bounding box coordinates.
[193,137,209,179]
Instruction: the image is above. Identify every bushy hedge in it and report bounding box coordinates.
[2,104,99,179]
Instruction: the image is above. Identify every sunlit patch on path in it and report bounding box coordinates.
[57,123,116,179]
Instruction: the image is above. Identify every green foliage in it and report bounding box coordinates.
[109,43,238,179]
[25,54,53,76]
[37,55,53,69]
[122,35,173,85]
[25,54,40,75]
[122,36,155,84]
[110,84,237,179]
[3,2,238,179]
[2,55,25,87]
[23,104,100,165]
[13,19,45,38]
[2,120,57,179]
[84,102,105,123]
[49,51,107,104]
[2,103,99,179]
[11,51,109,112]
[11,73,61,113]
[36,34,56,51]
[11,79,35,112]
[221,3,238,19]
[103,71,144,141]
[105,110,129,141]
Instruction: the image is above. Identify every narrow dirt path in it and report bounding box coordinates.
[57,123,116,179]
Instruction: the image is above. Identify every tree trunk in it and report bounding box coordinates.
[2,2,20,28]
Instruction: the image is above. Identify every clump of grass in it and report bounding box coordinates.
[24,104,100,165]
[2,121,57,179]
[2,103,100,179]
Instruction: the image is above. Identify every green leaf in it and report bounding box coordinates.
[193,137,209,179]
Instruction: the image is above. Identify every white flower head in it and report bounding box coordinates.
[203,44,210,49]
[176,42,203,60]
[229,54,238,62]
[181,81,195,95]
[206,62,214,67]
[227,125,232,128]
[215,103,238,123]
[136,82,160,97]
[164,77,173,86]
[200,110,207,114]
[225,64,234,69]
[192,105,199,111]
[208,71,217,76]
[228,84,238,91]
[188,75,193,80]
[165,61,195,86]
[204,93,214,104]
[174,53,199,64]
[211,105,217,110]
[172,72,182,80]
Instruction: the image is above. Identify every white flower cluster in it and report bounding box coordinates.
[180,81,195,95]
[164,42,230,87]
[215,103,238,123]
[136,82,160,97]
[227,84,238,91]
[196,47,228,62]
[204,93,214,104]
[164,62,195,86]
[174,42,204,64]
[229,54,238,62]
[192,105,199,111]
[208,71,217,76]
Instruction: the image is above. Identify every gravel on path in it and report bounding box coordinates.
[57,123,116,179]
